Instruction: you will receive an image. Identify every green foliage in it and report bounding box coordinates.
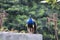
[46,0,57,4]
[45,0,60,10]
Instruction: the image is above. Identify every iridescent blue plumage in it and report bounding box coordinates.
[27,17,34,24]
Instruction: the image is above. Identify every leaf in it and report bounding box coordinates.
[29,11,36,15]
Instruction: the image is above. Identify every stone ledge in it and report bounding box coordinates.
[0,32,43,40]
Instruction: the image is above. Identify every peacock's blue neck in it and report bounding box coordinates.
[27,18,34,24]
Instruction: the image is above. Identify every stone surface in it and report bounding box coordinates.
[0,32,43,40]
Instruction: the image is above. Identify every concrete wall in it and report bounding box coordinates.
[0,32,43,40]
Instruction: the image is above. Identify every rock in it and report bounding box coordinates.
[0,32,43,40]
